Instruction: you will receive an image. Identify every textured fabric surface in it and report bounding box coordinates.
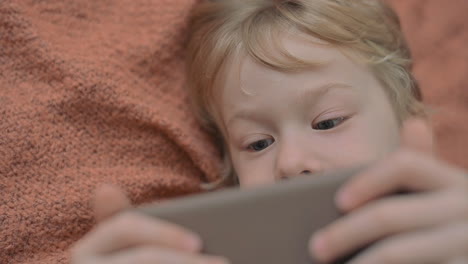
[388,0,468,167]
[1,0,467,263]
[0,1,221,263]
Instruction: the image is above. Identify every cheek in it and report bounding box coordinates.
[231,152,276,188]
[327,120,399,168]
[328,135,378,167]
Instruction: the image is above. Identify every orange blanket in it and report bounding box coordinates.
[388,0,468,166]
[0,1,220,263]
[1,0,467,263]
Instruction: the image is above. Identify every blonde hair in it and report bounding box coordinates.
[186,0,425,187]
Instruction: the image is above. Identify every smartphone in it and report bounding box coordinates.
[137,168,361,264]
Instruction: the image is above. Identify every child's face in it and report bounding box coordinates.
[217,35,401,188]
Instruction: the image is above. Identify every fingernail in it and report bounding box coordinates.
[184,234,202,252]
[310,232,329,262]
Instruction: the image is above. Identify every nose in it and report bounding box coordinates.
[275,141,323,181]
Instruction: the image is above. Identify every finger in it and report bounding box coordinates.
[94,184,132,222]
[336,149,467,211]
[74,212,202,256]
[400,118,434,155]
[347,222,468,264]
[310,190,468,263]
[101,246,230,264]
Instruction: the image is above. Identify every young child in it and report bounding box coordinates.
[72,1,468,263]
[185,0,426,188]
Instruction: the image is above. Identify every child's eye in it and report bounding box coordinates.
[247,138,275,152]
[313,117,347,130]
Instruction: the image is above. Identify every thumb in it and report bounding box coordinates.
[400,117,435,155]
[93,184,132,222]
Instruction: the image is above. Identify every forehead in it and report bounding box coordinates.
[219,34,370,100]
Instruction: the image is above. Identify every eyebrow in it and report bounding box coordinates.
[226,82,354,126]
[297,82,353,108]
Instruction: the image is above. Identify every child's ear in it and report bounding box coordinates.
[400,117,435,155]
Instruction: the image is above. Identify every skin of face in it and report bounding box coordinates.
[216,35,401,188]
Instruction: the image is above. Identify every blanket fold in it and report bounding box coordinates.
[1,1,221,263]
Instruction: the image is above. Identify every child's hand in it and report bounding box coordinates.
[309,119,468,264]
[71,185,229,264]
